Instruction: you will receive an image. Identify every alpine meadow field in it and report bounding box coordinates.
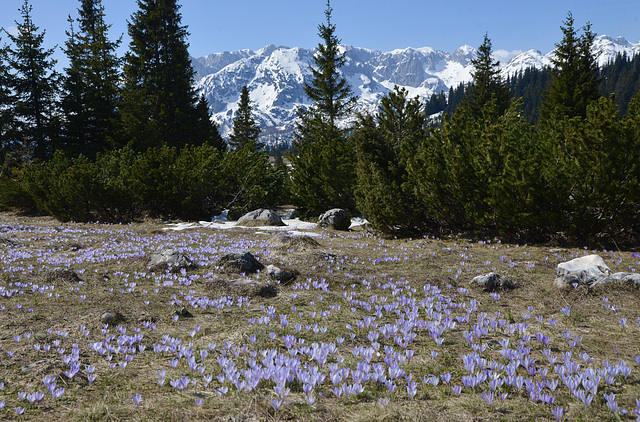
[1,212,640,421]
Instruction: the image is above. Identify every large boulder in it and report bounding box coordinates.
[470,273,518,291]
[148,249,194,272]
[554,255,611,289]
[218,251,264,273]
[317,208,350,231]
[237,209,285,227]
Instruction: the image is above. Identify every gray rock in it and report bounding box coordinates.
[148,249,194,272]
[470,273,518,291]
[317,208,350,231]
[175,307,194,318]
[266,265,298,284]
[218,251,264,273]
[237,209,285,227]
[554,255,611,289]
[101,311,125,325]
[596,272,640,288]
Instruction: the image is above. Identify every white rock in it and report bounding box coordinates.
[554,255,611,289]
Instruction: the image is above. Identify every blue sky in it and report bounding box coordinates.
[1,0,638,66]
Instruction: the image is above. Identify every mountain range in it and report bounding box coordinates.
[192,35,640,146]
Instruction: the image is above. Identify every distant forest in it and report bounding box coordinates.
[425,52,640,124]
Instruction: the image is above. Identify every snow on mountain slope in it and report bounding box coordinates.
[193,35,640,147]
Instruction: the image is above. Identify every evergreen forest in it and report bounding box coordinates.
[1,1,640,246]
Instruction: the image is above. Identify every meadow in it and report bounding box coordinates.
[0,212,639,421]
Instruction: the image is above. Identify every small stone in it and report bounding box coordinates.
[218,251,264,273]
[470,273,518,292]
[175,307,194,318]
[147,249,194,272]
[101,311,125,325]
[266,265,298,284]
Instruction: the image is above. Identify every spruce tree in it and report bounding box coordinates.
[288,0,357,216]
[6,0,60,160]
[121,0,220,151]
[464,33,511,119]
[539,12,600,121]
[229,85,262,151]
[61,0,122,158]
[302,1,356,127]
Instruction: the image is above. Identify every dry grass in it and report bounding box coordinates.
[0,213,639,421]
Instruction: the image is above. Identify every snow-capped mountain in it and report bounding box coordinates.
[193,35,640,146]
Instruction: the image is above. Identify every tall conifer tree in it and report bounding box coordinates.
[539,12,600,121]
[6,0,60,160]
[288,1,357,216]
[464,33,511,119]
[121,0,220,151]
[229,85,262,151]
[61,0,122,157]
[302,1,355,127]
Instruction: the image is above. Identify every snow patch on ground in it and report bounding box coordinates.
[164,212,369,235]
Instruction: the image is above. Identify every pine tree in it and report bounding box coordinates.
[354,86,430,234]
[121,0,220,151]
[464,33,511,119]
[229,85,262,151]
[61,0,122,158]
[539,12,600,121]
[288,0,357,216]
[6,0,60,160]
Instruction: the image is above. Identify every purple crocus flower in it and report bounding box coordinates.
[132,393,142,407]
[551,406,563,421]
[481,391,494,407]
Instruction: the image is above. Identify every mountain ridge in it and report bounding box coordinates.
[193,35,640,146]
